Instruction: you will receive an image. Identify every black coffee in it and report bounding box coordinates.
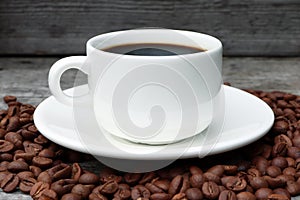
[102,43,206,56]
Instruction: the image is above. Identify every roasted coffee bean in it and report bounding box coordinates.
[0,128,6,139]
[39,189,58,200]
[4,95,17,103]
[71,184,94,199]
[23,141,41,153]
[79,172,99,185]
[286,180,300,196]
[272,157,288,169]
[124,173,142,185]
[153,179,170,192]
[172,193,186,200]
[6,116,21,131]
[236,191,256,200]
[139,171,156,184]
[71,163,82,181]
[30,182,50,199]
[189,166,203,175]
[19,177,37,193]
[273,188,291,199]
[275,134,293,147]
[61,193,82,200]
[32,156,53,168]
[146,182,164,193]
[202,181,219,200]
[277,174,295,183]
[0,171,10,182]
[267,194,289,200]
[0,152,12,161]
[131,185,150,200]
[51,179,76,197]
[272,120,289,134]
[267,166,282,178]
[37,171,52,183]
[247,168,261,178]
[99,180,118,194]
[283,167,296,176]
[292,135,300,148]
[38,148,55,158]
[255,188,273,200]
[0,173,19,192]
[264,176,285,188]
[150,192,171,200]
[17,171,34,180]
[114,186,131,200]
[7,160,29,172]
[14,152,34,162]
[185,188,203,200]
[190,173,205,188]
[169,175,189,195]
[99,168,122,183]
[30,165,42,177]
[0,160,9,171]
[249,177,268,190]
[203,172,221,184]
[47,163,72,181]
[253,156,269,175]
[225,177,247,192]
[34,134,49,145]
[287,147,300,159]
[207,165,224,177]
[219,190,236,200]
[0,140,14,152]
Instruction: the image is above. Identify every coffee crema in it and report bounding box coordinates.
[102,43,206,56]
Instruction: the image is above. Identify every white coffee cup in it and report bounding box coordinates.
[48,29,223,144]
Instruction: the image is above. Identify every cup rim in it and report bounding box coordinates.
[86,29,222,58]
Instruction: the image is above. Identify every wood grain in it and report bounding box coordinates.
[0,0,299,56]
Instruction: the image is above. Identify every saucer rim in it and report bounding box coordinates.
[34,85,274,160]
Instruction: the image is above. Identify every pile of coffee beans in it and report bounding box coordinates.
[1,86,300,200]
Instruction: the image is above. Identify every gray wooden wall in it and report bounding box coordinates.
[0,0,299,56]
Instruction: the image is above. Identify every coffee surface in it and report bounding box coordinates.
[102,43,206,56]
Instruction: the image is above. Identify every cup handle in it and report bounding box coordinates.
[48,56,90,106]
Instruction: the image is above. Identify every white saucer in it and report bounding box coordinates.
[34,85,274,160]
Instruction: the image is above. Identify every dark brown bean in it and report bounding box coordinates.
[287,147,300,159]
[273,188,291,199]
[19,177,37,193]
[39,189,58,200]
[0,173,19,192]
[203,172,221,184]
[30,182,50,199]
[207,165,224,177]
[225,177,247,192]
[71,184,94,199]
[71,163,82,181]
[6,116,21,131]
[131,185,150,200]
[186,188,203,200]
[4,95,17,103]
[47,163,72,181]
[124,173,142,185]
[17,171,34,180]
[267,194,289,200]
[255,188,272,200]
[190,173,205,188]
[150,192,171,200]
[7,160,29,172]
[202,181,219,200]
[189,166,203,175]
[61,193,82,200]
[286,180,300,196]
[30,165,42,177]
[272,157,288,169]
[267,166,282,178]
[249,177,268,190]
[169,175,189,195]
[272,120,289,134]
[79,172,99,185]
[236,192,256,200]
[32,156,53,168]
[219,190,237,200]
[0,140,14,152]
[99,180,118,195]
[51,179,76,197]
[38,148,55,158]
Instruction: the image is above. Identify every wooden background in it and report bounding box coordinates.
[0,0,299,56]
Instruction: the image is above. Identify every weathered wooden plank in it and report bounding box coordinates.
[0,0,299,56]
